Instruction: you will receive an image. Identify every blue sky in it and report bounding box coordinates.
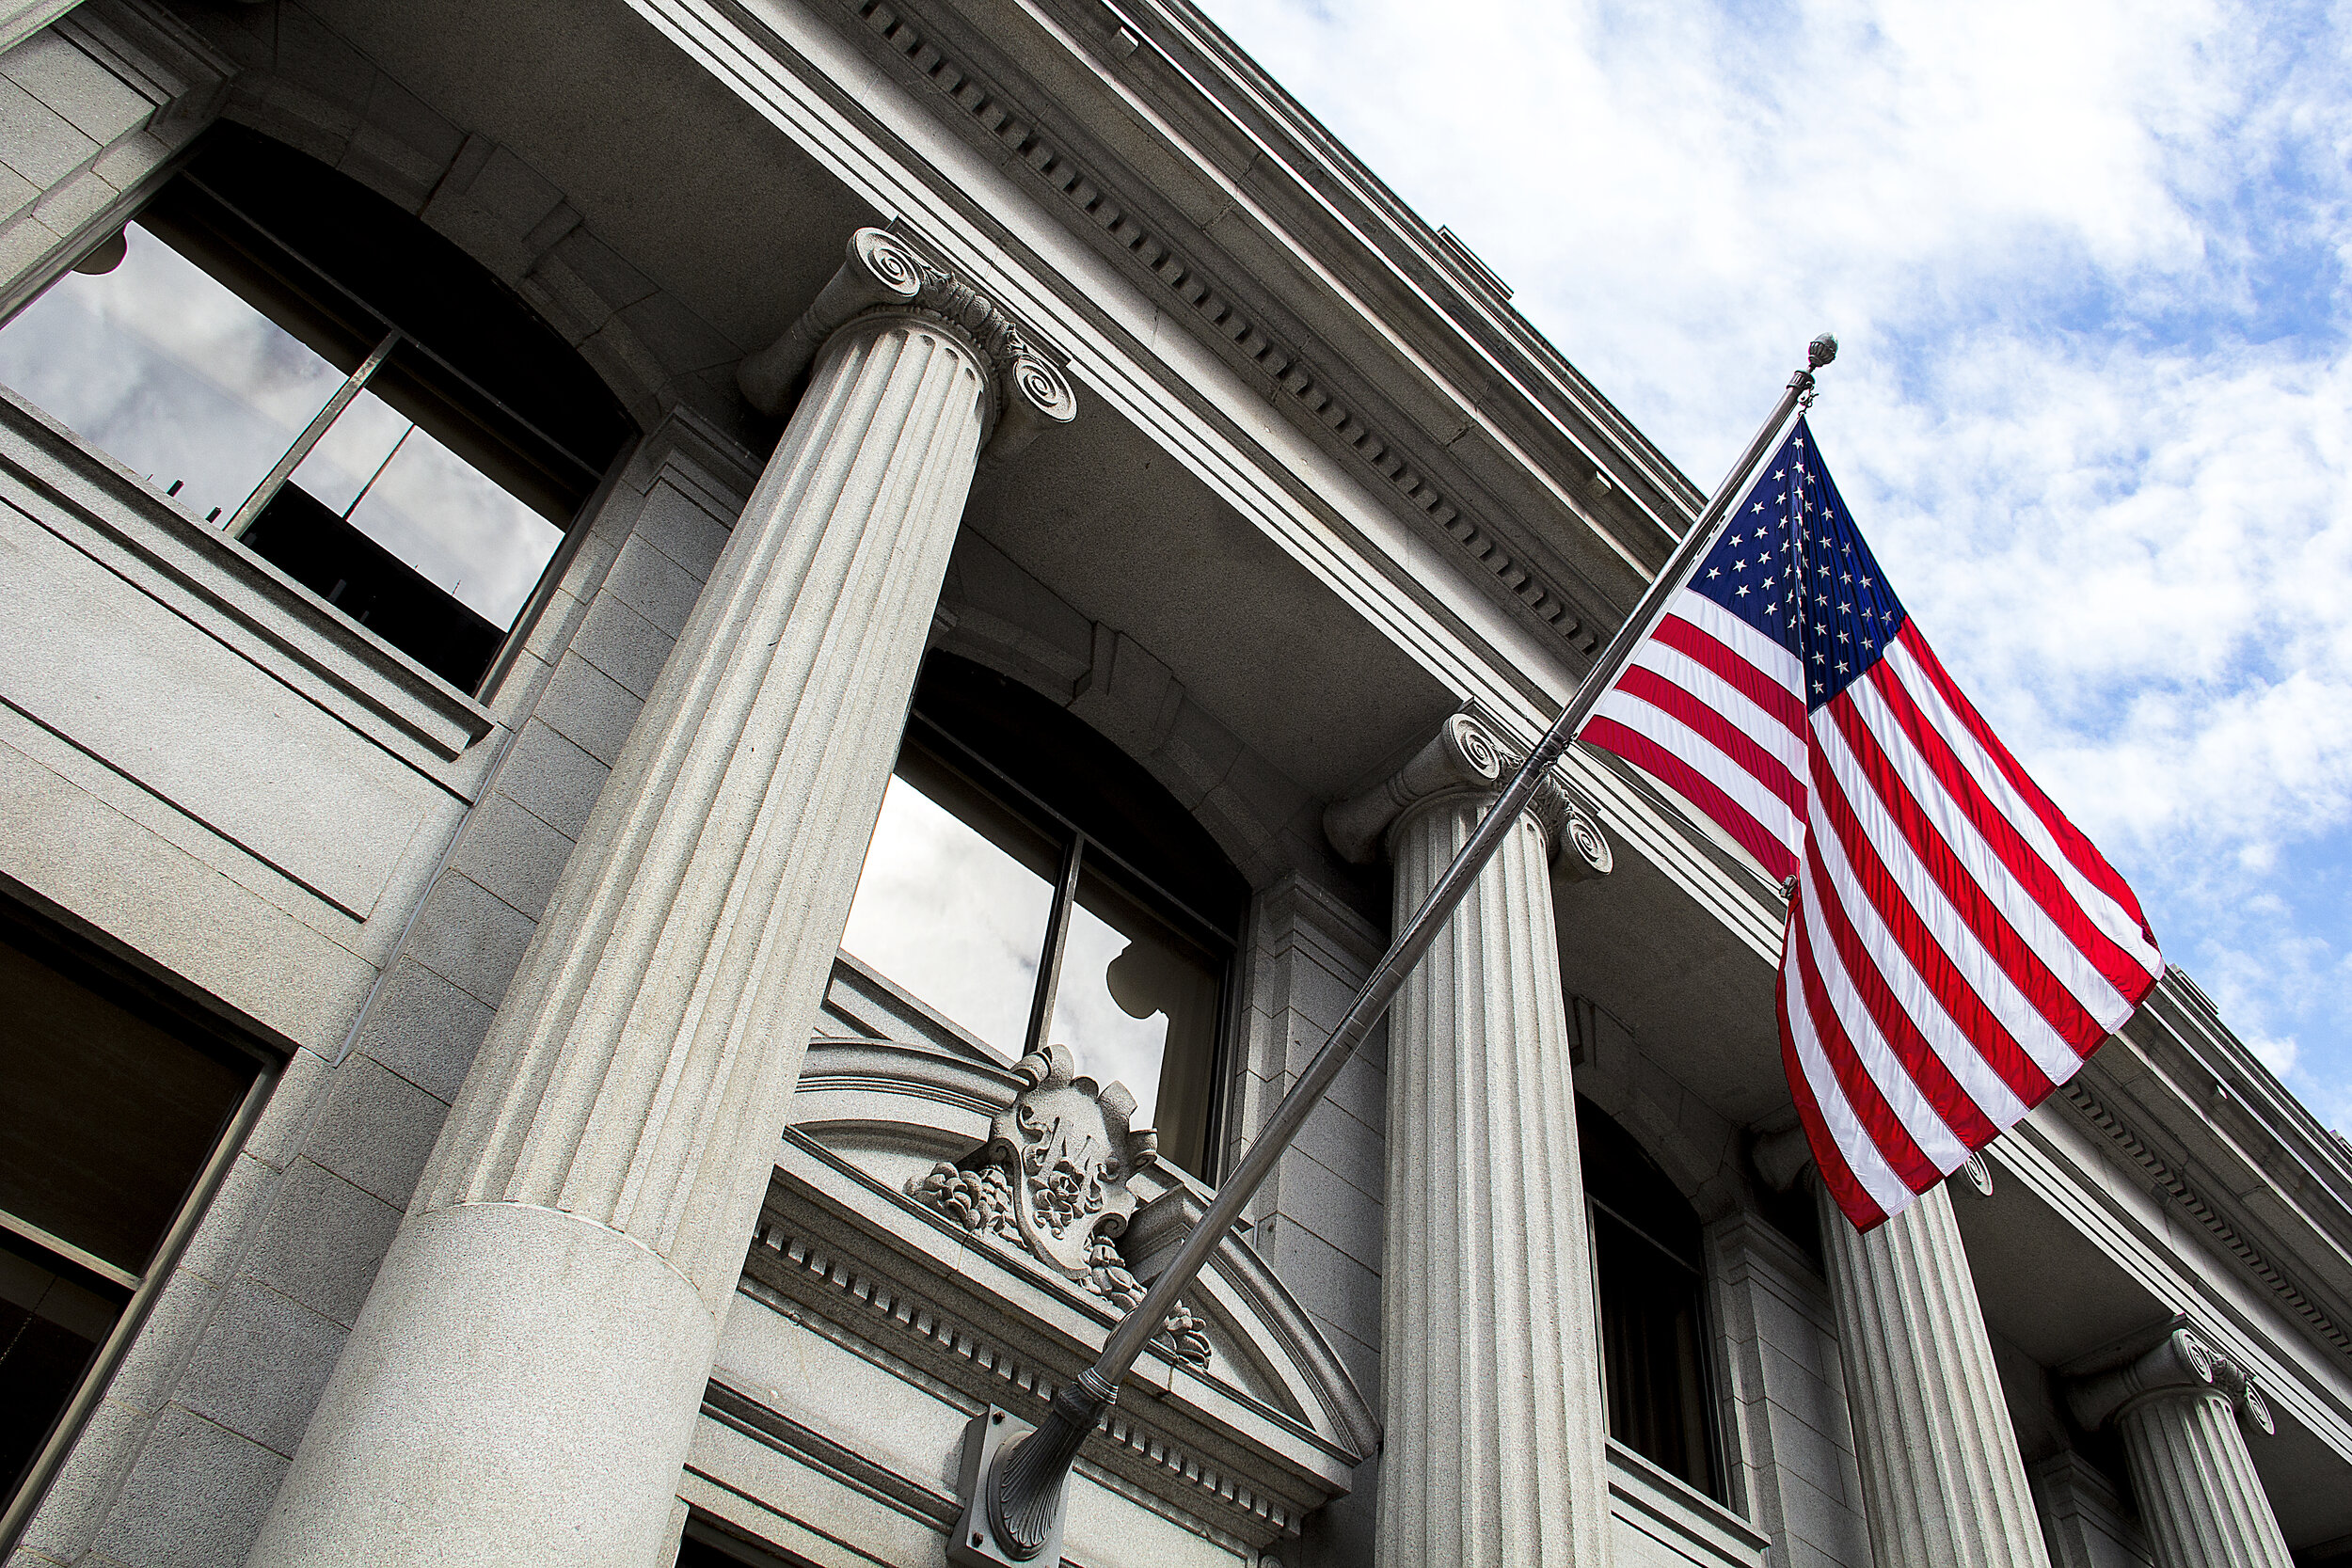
[1198,0,2352,1132]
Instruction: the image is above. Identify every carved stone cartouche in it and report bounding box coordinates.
[906,1042,1210,1370]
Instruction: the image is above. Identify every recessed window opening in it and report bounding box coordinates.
[0,904,272,1528]
[0,125,633,693]
[839,656,1246,1180]
[1579,1096,1724,1501]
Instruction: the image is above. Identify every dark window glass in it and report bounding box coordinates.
[0,925,261,1513]
[0,1229,125,1510]
[839,656,1246,1179]
[1580,1097,1723,1500]
[0,124,632,693]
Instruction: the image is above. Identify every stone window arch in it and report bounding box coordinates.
[838,652,1249,1179]
[0,121,635,693]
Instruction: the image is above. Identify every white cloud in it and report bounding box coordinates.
[1201,0,2352,1126]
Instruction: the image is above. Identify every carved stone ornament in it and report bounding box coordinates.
[2065,1323,2273,1440]
[737,226,1077,463]
[1323,708,1612,881]
[906,1043,1210,1370]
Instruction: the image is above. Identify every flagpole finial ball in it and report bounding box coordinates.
[1807,333,1838,371]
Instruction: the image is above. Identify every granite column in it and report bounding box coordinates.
[1327,712,1614,1568]
[2067,1327,2292,1568]
[1815,1178,2052,1568]
[245,229,1073,1568]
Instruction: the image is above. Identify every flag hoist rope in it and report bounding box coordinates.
[960,334,1839,1561]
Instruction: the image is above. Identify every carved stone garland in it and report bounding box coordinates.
[908,1043,1212,1370]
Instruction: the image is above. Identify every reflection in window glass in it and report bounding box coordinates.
[839,768,1058,1058]
[289,388,564,628]
[836,662,1244,1184]
[0,223,345,526]
[1050,866,1220,1169]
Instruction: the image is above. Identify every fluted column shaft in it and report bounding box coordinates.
[2070,1328,2292,1568]
[2117,1391,2291,1568]
[247,231,1071,1568]
[1817,1180,2052,1568]
[1367,719,1613,1568]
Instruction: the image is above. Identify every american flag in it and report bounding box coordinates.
[1582,418,2164,1229]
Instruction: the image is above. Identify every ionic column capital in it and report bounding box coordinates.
[2066,1323,2292,1568]
[738,226,1077,461]
[1323,709,1611,879]
[2067,1326,2218,1432]
[2067,1324,2273,1438]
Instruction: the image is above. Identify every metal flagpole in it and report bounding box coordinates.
[947,333,1839,1567]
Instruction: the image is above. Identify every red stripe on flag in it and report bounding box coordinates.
[1823,694,2106,1054]
[1806,734,2057,1108]
[1801,832,2002,1149]
[1615,665,1805,814]
[1863,658,2149,1013]
[1779,965,1891,1231]
[1787,879,1943,1194]
[1652,614,1806,731]
[1894,626,2161,967]
[1582,716,1800,881]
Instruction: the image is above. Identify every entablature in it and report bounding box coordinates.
[803,0,1702,663]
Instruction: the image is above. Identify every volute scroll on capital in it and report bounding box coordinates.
[2065,1323,2274,1439]
[736,226,1077,462]
[1322,709,1611,880]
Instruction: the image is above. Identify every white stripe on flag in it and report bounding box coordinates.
[1846,673,2130,1022]
[1673,593,1807,699]
[1883,638,2165,991]
[1798,854,1973,1169]
[1629,636,1807,776]
[1782,952,1915,1217]
[1811,710,2084,1086]
[1807,797,2033,1126]
[1593,687,1804,857]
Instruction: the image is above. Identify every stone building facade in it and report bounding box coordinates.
[0,2,2346,1566]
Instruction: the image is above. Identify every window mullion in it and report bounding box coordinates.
[1023,833,1086,1060]
[0,1205,139,1292]
[223,325,399,540]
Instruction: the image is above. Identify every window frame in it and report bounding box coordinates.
[0,132,632,701]
[0,892,281,1555]
[1578,1101,1734,1504]
[167,163,614,543]
[864,703,1244,1180]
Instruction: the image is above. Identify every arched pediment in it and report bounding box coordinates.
[719,1003,1376,1554]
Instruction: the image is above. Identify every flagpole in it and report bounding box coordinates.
[948,333,1839,1566]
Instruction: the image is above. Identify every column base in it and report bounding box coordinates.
[246,1201,716,1568]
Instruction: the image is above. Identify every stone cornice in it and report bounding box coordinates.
[2062,1070,2352,1361]
[823,0,1706,658]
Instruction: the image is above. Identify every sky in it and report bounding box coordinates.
[1195,0,2352,1132]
